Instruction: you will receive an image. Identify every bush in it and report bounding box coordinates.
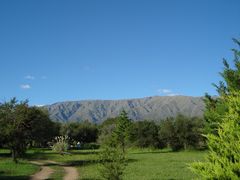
[99,146,127,180]
[51,136,69,155]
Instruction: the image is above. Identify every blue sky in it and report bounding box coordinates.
[0,0,240,105]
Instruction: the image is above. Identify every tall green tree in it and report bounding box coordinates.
[0,98,30,162]
[28,107,60,147]
[61,120,98,144]
[190,39,240,179]
[99,111,131,180]
[0,98,58,162]
[158,115,204,151]
[113,110,132,153]
[130,120,159,148]
[204,38,240,133]
[190,92,240,179]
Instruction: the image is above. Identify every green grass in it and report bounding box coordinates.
[0,158,39,180]
[0,149,38,180]
[124,149,206,180]
[76,149,206,180]
[0,148,206,180]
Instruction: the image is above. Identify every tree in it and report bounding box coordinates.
[130,120,159,148]
[0,98,58,162]
[99,146,126,180]
[190,39,240,179]
[98,118,118,146]
[99,111,131,180]
[0,98,30,162]
[158,115,204,151]
[61,120,98,145]
[204,38,240,133]
[190,92,240,179]
[113,110,132,153]
[28,107,60,147]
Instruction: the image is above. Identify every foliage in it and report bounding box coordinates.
[80,142,100,150]
[190,39,240,179]
[28,107,60,147]
[99,146,127,180]
[0,98,59,162]
[61,120,98,144]
[97,117,117,145]
[113,110,133,153]
[190,92,240,179]
[130,120,159,148]
[204,38,240,133]
[51,135,69,155]
[0,98,29,162]
[99,110,131,180]
[158,115,204,151]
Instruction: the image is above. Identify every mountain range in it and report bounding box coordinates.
[45,96,205,123]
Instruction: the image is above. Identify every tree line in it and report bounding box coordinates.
[0,98,205,162]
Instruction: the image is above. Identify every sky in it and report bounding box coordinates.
[0,0,240,105]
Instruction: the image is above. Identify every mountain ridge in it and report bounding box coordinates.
[45,96,205,123]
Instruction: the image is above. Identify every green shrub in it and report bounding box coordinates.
[51,135,69,155]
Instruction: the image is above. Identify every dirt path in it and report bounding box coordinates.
[30,161,54,180]
[30,166,54,180]
[63,166,79,180]
[30,160,79,180]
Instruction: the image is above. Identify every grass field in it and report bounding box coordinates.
[0,149,39,180]
[0,148,206,179]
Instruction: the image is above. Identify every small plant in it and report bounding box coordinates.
[99,146,127,180]
[51,135,69,155]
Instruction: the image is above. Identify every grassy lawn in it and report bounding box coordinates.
[0,149,39,180]
[0,148,206,180]
[77,149,206,180]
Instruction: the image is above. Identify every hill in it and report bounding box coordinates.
[45,96,205,123]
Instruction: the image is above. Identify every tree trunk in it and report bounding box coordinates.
[12,148,18,163]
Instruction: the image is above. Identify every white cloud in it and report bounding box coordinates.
[157,89,172,94]
[166,93,179,96]
[35,104,45,107]
[157,88,180,96]
[20,84,31,89]
[25,75,35,80]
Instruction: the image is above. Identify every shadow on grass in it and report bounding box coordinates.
[131,149,173,155]
[0,176,30,180]
[70,151,100,155]
[0,171,29,180]
[50,158,138,167]
[0,152,11,158]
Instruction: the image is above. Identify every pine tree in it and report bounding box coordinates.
[99,110,131,180]
[113,110,132,153]
[204,38,240,133]
[190,92,240,179]
[190,39,240,179]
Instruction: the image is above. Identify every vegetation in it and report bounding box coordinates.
[158,115,205,151]
[74,149,206,180]
[61,120,98,145]
[51,135,69,155]
[0,148,206,180]
[130,120,159,148]
[99,146,127,180]
[0,98,59,162]
[99,110,132,180]
[190,39,240,179]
